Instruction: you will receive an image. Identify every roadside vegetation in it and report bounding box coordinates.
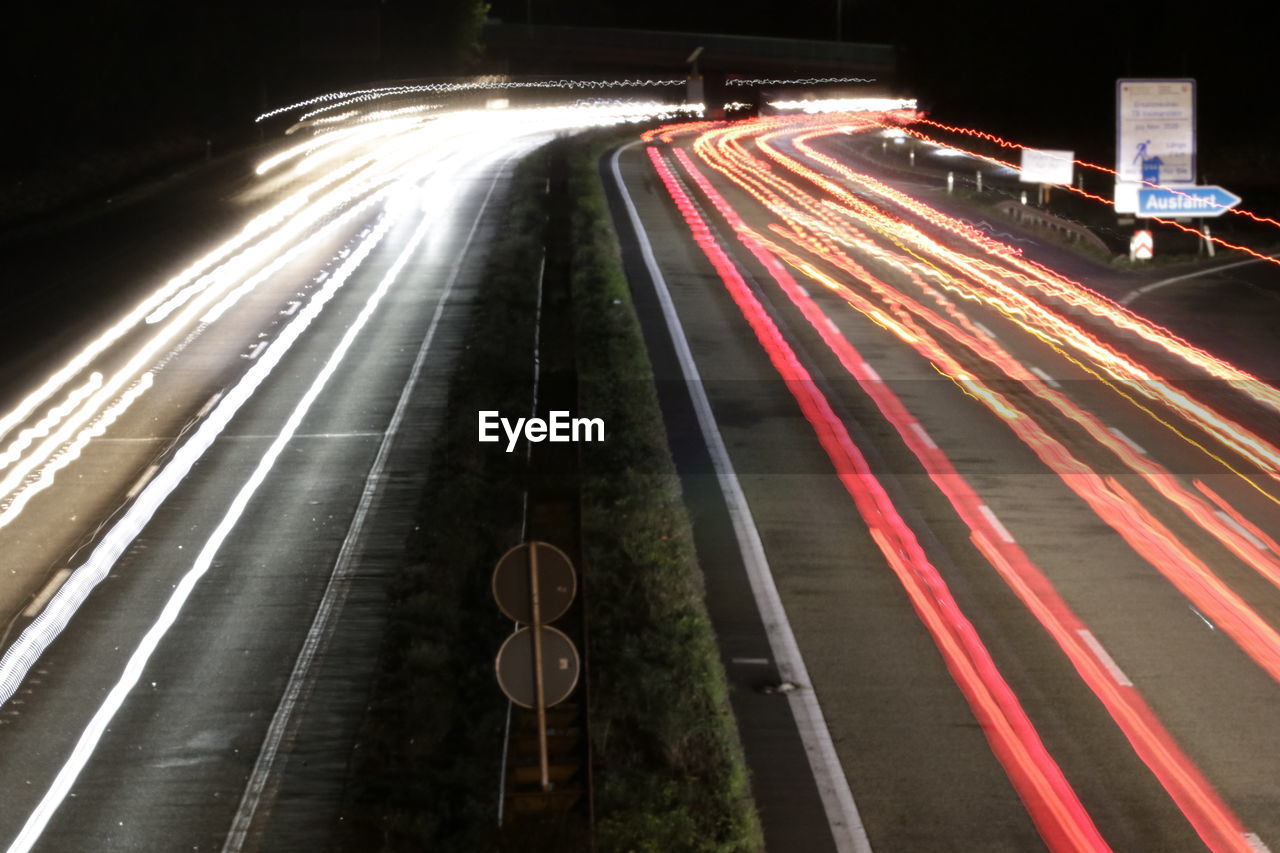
[344,150,545,852]
[345,131,762,852]
[567,131,763,852]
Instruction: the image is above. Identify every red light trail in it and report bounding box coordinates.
[641,109,1280,852]
[649,142,1113,852]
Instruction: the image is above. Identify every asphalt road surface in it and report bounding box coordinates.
[0,99,686,853]
[611,112,1280,853]
[7,96,1280,853]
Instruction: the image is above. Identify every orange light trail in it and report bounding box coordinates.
[686,116,1280,648]
[874,118,1280,270]
[645,110,1280,851]
[665,138,1260,851]
[648,142,1113,852]
[903,116,1280,231]
[755,129,1280,490]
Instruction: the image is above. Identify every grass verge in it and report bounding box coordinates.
[568,131,763,852]
[347,131,761,852]
[347,151,544,851]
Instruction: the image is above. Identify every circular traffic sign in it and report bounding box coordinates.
[492,541,576,625]
[495,625,581,709]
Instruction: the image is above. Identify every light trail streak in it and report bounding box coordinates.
[649,110,1280,848]
[873,117,1280,270]
[685,119,1280,676]
[904,116,1280,231]
[0,203,402,712]
[2,145,477,853]
[774,124,1280,516]
[0,98,721,853]
[767,97,917,114]
[0,373,102,472]
[786,127,1280,442]
[0,194,383,530]
[0,101,688,536]
[666,142,1260,851]
[727,76,878,86]
[267,78,688,123]
[679,115,1280,514]
[0,374,154,523]
[221,143,520,853]
[649,143,1112,853]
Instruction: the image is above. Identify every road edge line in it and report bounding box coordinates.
[609,140,873,853]
[220,146,527,852]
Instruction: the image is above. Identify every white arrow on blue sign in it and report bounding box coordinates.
[1137,185,1241,218]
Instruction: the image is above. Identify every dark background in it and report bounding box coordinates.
[3,0,1276,212]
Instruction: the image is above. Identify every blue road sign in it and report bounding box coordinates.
[1140,156,1163,184]
[1137,185,1241,218]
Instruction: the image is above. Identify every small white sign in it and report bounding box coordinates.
[1114,181,1141,214]
[1019,149,1074,185]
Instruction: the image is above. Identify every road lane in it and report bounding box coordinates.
[0,142,533,852]
[615,112,1280,851]
[0,98,699,852]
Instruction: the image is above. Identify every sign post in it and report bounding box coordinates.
[493,541,579,793]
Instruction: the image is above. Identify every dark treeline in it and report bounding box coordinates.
[489,0,1280,187]
[4,0,488,167]
[4,0,1277,189]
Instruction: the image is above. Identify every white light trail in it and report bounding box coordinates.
[0,373,102,472]
[0,99,701,853]
[728,76,878,86]
[0,374,154,523]
[768,97,917,114]
[255,78,685,123]
[0,206,399,712]
[3,136,542,853]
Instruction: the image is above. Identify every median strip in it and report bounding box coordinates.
[346,132,762,851]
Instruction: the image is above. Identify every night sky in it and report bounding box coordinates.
[4,0,1278,188]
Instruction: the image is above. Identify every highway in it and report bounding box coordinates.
[611,110,1280,852]
[7,91,1280,852]
[0,97,689,852]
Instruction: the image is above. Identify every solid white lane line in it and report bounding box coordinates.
[1214,510,1269,551]
[221,145,524,853]
[22,571,72,620]
[124,465,159,500]
[3,198,405,853]
[1028,366,1061,389]
[1075,629,1134,687]
[1119,253,1280,306]
[977,504,1015,544]
[613,141,873,853]
[1107,427,1147,455]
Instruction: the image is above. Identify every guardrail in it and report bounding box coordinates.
[994,200,1111,255]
